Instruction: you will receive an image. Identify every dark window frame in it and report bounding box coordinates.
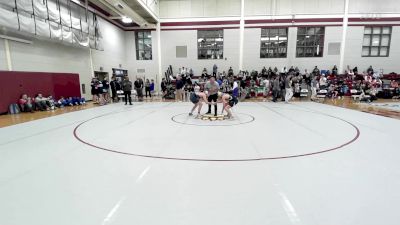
[362,26,391,57]
[260,27,288,58]
[296,26,325,58]
[197,29,224,60]
[135,30,152,60]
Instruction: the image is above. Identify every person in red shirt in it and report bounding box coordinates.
[18,94,33,112]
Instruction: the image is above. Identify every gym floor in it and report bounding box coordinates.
[0,101,399,225]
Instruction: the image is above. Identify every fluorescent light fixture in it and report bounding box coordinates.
[121,17,133,23]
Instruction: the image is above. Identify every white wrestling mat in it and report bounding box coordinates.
[0,102,399,225]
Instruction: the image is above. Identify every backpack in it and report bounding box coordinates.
[9,104,20,114]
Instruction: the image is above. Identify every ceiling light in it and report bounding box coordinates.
[122,17,133,23]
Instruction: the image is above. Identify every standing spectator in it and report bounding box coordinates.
[145,79,151,98]
[312,66,320,77]
[122,77,132,105]
[213,64,218,76]
[19,94,33,112]
[110,76,119,102]
[228,67,234,76]
[205,76,220,116]
[285,74,294,103]
[263,77,270,99]
[134,78,144,101]
[90,77,99,103]
[332,65,338,75]
[175,75,184,101]
[272,77,281,102]
[102,78,110,103]
[161,78,167,99]
[202,68,208,77]
[311,77,318,101]
[367,65,374,75]
[150,79,155,97]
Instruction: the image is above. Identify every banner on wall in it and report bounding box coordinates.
[0,8,19,30]
[16,0,33,14]
[36,18,51,38]
[50,21,62,41]
[62,26,73,43]
[71,17,81,30]
[48,6,60,23]
[18,14,35,34]
[33,0,48,19]
[0,0,15,8]
[61,12,72,27]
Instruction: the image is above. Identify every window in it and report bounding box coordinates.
[260,28,288,58]
[198,30,223,59]
[135,31,152,60]
[296,27,325,57]
[362,27,391,57]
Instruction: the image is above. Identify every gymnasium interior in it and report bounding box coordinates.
[1,0,400,225]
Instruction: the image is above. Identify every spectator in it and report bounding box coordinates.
[150,79,155,96]
[311,77,318,101]
[175,75,184,102]
[102,78,110,103]
[161,78,167,99]
[272,77,281,102]
[134,78,144,101]
[332,65,338,75]
[90,77,99,103]
[47,95,56,110]
[367,65,374,75]
[19,94,33,112]
[213,64,218,76]
[122,76,133,105]
[319,74,328,89]
[228,67,234,76]
[35,94,49,111]
[263,77,270,99]
[285,74,294,103]
[110,76,120,102]
[145,79,151,98]
[312,66,320,77]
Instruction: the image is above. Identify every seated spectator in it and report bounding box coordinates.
[47,95,56,110]
[35,94,49,111]
[19,94,34,113]
[56,96,66,107]
[319,74,328,89]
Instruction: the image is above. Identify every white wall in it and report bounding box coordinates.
[243,26,343,72]
[160,29,240,75]
[160,0,241,18]
[0,40,6,70]
[349,0,400,13]
[124,31,159,82]
[244,0,344,16]
[343,26,400,73]
[91,17,127,79]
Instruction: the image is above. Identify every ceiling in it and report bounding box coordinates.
[86,0,158,30]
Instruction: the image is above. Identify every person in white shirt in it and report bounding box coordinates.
[263,78,270,99]
[319,74,327,89]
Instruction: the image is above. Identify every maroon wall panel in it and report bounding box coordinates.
[0,71,81,113]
